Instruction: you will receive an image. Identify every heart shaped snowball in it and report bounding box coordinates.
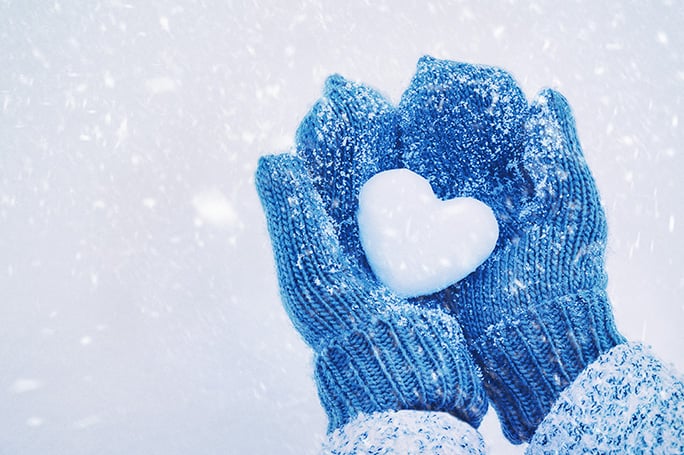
[357,169,499,298]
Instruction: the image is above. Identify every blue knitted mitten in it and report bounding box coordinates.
[400,57,626,443]
[256,75,488,432]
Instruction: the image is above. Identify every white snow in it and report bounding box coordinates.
[656,31,669,45]
[159,16,170,33]
[80,336,93,346]
[357,169,499,298]
[26,417,44,427]
[73,415,102,430]
[192,189,239,228]
[9,378,44,394]
[145,77,178,94]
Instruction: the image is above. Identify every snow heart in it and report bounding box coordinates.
[357,169,499,298]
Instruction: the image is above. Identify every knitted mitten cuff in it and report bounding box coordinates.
[324,410,486,455]
[529,343,684,453]
[315,305,488,431]
[471,288,625,443]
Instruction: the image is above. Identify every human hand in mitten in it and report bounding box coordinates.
[400,56,625,443]
[255,75,487,432]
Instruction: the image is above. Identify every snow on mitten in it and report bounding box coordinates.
[400,56,626,443]
[256,75,488,432]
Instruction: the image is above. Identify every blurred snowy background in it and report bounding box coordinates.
[1,1,682,454]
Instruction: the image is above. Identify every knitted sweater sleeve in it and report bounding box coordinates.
[528,342,684,454]
[322,410,485,454]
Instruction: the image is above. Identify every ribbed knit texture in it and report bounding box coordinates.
[322,344,684,454]
[400,56,626,443]
[255,74,487,432]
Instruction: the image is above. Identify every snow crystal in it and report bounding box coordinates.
[73,415,102,430]
[26,417,44,427]
[103,71,115,88]
[145,77,178,95]
[192,189,239,228]
[656,31,669,45]
[115,117,128,145]
[9,378,44,394]
[159,16,170,32]
[142,197,156,209]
